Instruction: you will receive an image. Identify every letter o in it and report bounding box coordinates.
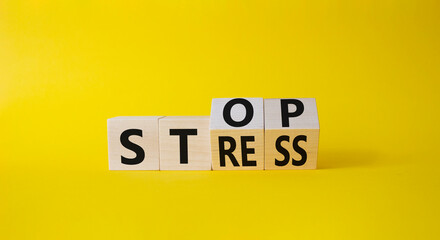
[223,98,254,127]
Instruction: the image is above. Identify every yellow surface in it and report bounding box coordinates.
[1,0,439,239]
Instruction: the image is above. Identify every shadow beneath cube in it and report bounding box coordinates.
[318,149,380,169]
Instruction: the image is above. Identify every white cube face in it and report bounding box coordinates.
[264,98,319,130]
[210,98,264,130]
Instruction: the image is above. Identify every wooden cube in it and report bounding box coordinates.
[107,116,162,170]
[264,98,319,170]
[210,98,264,170]
[159,116,211,170]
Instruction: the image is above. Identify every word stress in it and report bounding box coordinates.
[108,98,319,170]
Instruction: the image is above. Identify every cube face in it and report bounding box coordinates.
[210,98,264,130]
[210,98,265,170]
[211,129,264,170]
[264,98,320,170]
[264,98,319,130]
[265,129,319,169]
[107,116,162,170]
[159,116,211,170]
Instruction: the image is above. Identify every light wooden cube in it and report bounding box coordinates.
[264,98,319,170]
[159,116,211,170]
[210,98,264,170]
[107,116,162,170]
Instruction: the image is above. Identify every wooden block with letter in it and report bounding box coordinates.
[159,116,211,170]
[210,98,264,170]
[107,116,162,170]
[264,98,319,169]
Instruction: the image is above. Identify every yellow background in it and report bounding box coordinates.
[1,0,439,239]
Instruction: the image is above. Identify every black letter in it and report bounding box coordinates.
[275,135,290,166]
[223,98,254,127]
[120,129,145,165]
[218,136,240,167]
[170,129,198,164]
[241,136,256,166]
[281,99,304,127]
[292,135,307,166]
